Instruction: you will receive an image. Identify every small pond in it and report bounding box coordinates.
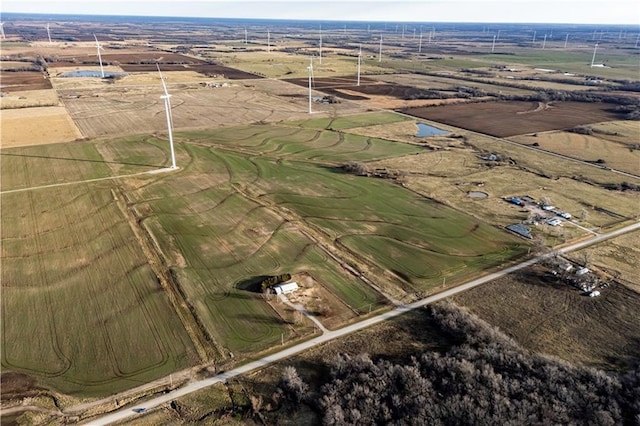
[416,123,449,137]
[468,191,488,199]
[60,70,128,78]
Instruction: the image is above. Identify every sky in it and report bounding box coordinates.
[2,0,639,25]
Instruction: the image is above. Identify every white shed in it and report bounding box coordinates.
[273,282,299,295]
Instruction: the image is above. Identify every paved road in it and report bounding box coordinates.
[85,221,640,426]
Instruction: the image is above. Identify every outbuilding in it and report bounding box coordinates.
[273,282,299,295]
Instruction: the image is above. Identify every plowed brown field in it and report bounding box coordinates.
[401,101,623,137]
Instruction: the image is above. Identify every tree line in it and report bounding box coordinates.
[275,302,639,425]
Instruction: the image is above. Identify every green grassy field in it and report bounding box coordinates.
[1,185,198,396]
[1,113,529,396]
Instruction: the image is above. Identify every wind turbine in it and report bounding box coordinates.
[356,44,361,86]
[418,30,423,53]
[319,24,322,65]
[532,30,537,43]
[156,64,177,169]
[93,34,105,78]
[244,27,248,45]
[590,43,599,67]
[491,34,496,53]
[0,22,5,40]
[564,33,569,49]
[46,23,52,44]
[542,34,547,49]
[378,35,383,62]
[307,57,313,114]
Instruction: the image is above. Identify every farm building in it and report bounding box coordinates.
[546,218,562,226]
[558,212,572,219]
[273,282,299,295]
[576,267,590,275]
[506,223,532,239]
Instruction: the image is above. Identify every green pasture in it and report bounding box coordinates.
[255,160,526,290]
[1,185,197,396]
[0,137,168,192]
[285,111,411,130]
[130,144,386,354]
[0,113,528,396]
[178,123,422,163]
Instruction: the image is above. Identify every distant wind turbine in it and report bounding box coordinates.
[532,30,537,43]
[590,43,599,67]
[378,35,383,62]
[491,34,497,53]
[46,23,52,44]
[357,44,361,86]
[319,24,322,65]
[564,33,569,49]
[0,22,5,40]
[244,27,248,45]
[418,30,423,53]
[542,34,547,49]
[307,57,313,114]
[93,34,105,78]
[156,64,178,169]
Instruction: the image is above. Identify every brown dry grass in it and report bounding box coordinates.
[61,79,367,138]
[0,89,60,109]
[566,230,640,293]
[0,106,83,147]
[510,128,640,176]
[453,266,640,371]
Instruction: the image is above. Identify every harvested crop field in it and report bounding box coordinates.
[283,76,454,101]
[0,89,59,109]
[453,266,640,371]
[510,128,640,176]
[0,106,82,147]
[61,79,366,138]
[0,71,52,92]
[49,52,207,68]
[1,183,199,395]
[401,101,624,137]
[119,64,262,79]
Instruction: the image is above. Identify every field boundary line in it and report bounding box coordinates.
[0,168,176,195]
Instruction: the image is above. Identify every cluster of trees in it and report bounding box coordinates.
[277,303,639,425]
[260,273,292,291]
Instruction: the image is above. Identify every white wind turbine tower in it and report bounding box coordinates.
[564,33,569,49]
[244,27,248,45]
[93,34,105,78]
[356,44,361,86]
[46,23,52,44]
[156,64,177,169]
[378,35,383,62]
[418,30,423,53]
[319,24,322,65]
[590,43,599,67]
[307,57,314,114]
[491,34,496,53]
[0,22,5,40]
[542,34,547,49]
